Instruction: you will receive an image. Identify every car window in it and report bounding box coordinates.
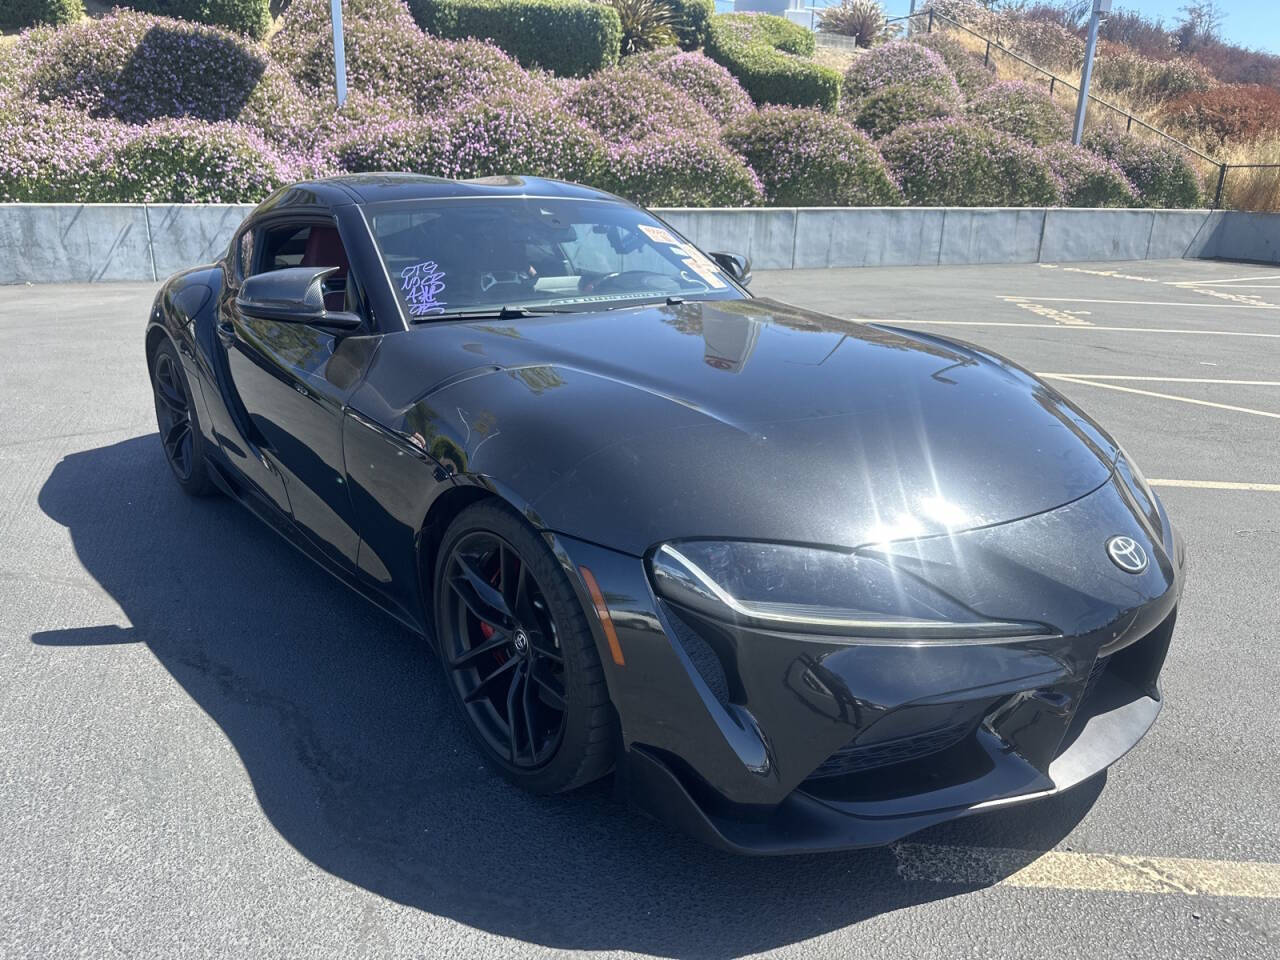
[363,197,745,320]
[252,220,359,315]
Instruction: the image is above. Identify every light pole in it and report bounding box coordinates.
[1072,0,1111,145]
[330,0,348,108]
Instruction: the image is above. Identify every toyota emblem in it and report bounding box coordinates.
[1106,536,1148,574]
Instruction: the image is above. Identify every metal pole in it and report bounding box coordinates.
[1213,165,1228,209]
[330,0,348,108]
[907,0,916,37]
[1072,0,1110,145]
[927,9,933,33]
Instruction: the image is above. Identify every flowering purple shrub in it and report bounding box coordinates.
[338,92,608,183]
[602,135,763,207]
[97,120,302,202]
[842,41,960,101]
[1083,128,1201,208]
[560,67,716,142]
[447,96,609,182]
[623,49,753,124]
[722,106,902,206]
[0,102,127,202]
[414,37,549,112]
[272,0,422,100]
[22,9,315,139]
[879,117,1062,206]
[909,31,995,96]
[333,116,455,176]
[846,84,958,139]
[967,80,1070,146]
[1039,143,1139,208]
[0,103,295,203]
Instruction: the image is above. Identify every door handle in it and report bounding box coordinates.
[217,322,236,347]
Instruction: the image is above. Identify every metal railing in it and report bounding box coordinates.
[872,9,1277,209]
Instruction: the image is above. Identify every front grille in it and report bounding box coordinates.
[806,719,972,780]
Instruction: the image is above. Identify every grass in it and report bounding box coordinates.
[1218,137,1280,212]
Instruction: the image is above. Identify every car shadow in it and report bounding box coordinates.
[34,436,1103,958]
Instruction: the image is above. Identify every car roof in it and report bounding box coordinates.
[287,173,623,207]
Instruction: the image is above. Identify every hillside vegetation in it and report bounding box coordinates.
[0,0,1259,208]
[907,1,1279,209]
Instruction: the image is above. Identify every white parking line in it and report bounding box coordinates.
[1040,374,1280,420]
[874,320,1280,338]
[1168,274,1280,286]
[1149,479,1280,492]
[1034,375,1280,386]
[1002,297,1280,309]
[893,843,1280,898]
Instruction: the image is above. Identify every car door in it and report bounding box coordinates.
[217,214,373,569]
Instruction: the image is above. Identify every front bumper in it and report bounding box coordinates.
[558,472,1185,854]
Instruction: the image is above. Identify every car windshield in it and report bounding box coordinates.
[362,196,746,320]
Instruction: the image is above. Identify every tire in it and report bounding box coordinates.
[434,500,617,794]
[151,338,217,497]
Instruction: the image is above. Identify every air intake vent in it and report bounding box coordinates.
[806,719,972,781]
[664,607,732,710]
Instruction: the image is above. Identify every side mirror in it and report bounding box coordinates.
[236,266,361,330]
[709,252,752,287]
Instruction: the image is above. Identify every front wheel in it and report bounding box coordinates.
[434,501,617,794]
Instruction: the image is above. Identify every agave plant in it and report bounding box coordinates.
[603,0,679,56]
[818,0,888,48]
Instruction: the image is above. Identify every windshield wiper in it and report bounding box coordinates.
[412,305,575,323]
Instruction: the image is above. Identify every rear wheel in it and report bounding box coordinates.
[151,339,216,497]
[434,501,616,793]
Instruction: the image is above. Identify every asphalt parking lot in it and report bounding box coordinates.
[2,258,1278,958]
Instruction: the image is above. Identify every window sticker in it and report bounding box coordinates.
[671,243,715,267]
[683,258,727,289]
[401,260,447,316]
[638,224,679,245]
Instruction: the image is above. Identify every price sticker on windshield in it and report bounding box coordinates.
[682,257,727,289]
[638,224,679,245]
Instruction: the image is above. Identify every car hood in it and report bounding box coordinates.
[367,297,1118,554]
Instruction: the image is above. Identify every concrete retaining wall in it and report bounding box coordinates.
[2,203,1277,285]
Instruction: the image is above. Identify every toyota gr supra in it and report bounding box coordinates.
[145,174,1185,853]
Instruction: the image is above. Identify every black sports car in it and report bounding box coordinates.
[146,174,1184,854]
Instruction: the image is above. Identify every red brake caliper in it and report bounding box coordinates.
[479,563,502,653]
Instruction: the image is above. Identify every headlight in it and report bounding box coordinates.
[650,540,1048,642]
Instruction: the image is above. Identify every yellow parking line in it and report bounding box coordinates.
[877,320,1280,338]
[893,843,1280,898]
[1149,479,1280,492]
[1034,375,1280,386]
[1041,374,1280,420]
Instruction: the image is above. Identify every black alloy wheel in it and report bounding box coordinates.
[151,339,215,496]
[435,502,616,793]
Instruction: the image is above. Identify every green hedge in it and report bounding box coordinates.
[0,0,83,30]
[704,13,839,111]
[408,0,622,77]
[119,0,271,39]
[665,0,713,50]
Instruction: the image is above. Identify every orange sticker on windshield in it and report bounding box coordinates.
[639,224,679,245]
